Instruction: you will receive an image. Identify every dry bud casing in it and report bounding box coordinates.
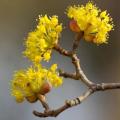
[40,81,52,95]
[69,20,81,32]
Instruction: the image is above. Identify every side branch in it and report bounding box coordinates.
[33,104,70,117]
[93,83,120,91]
[33,82,120,118]
[71,54,93,87]
[33,89,93,117]
[54,44,93,87]
[37,94,50,111]
[59,70,79,80]
[54,44,72,57]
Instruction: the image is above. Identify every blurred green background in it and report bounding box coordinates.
[0,0,120,120]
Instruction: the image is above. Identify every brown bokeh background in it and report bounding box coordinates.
[0,0,120,120]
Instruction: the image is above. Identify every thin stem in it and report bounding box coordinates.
[54,44,93,88]
[59,70,79,80]
[71,53,93,87]
[37,94,50,111]
[93,83,120,91]
[33,89,93,117]
[72,31,84,52]
[33,104,70,117]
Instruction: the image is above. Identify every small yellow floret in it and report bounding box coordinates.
[43,51,51,61]
[11,90,24,103]
[50,64,57,72]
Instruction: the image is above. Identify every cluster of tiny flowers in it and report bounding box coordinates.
[11,64,63,103]
[67,2,114,44]
[23,15,62,64]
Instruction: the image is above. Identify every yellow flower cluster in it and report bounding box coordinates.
[11,64,63,103]
[67,2,113,44]
[24,15,62,64]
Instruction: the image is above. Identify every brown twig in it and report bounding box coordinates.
[72,31,84,52]
[37,94,50,111]
[59,70,79,80]
[93,83,120,91]
[33,104,70,117]
[54,44,93,87]
[33,83,120,117]
[33,89,93,117]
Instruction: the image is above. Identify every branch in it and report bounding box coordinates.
[33,104,69,117]
[33,83,120,118]
[72,31,84,52]
[54,44,72,57]
[93,83,120,91]
[37,94,50,111]
[54,44,93,88]
[71,53,93,87]
[33,89,93,117]
[59,69,79,80]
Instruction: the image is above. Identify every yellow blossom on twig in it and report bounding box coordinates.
[67,1,114,44]
[11,64,63,103]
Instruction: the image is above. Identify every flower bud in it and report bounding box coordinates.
[40,81,52,95]
[69,20,81,32]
